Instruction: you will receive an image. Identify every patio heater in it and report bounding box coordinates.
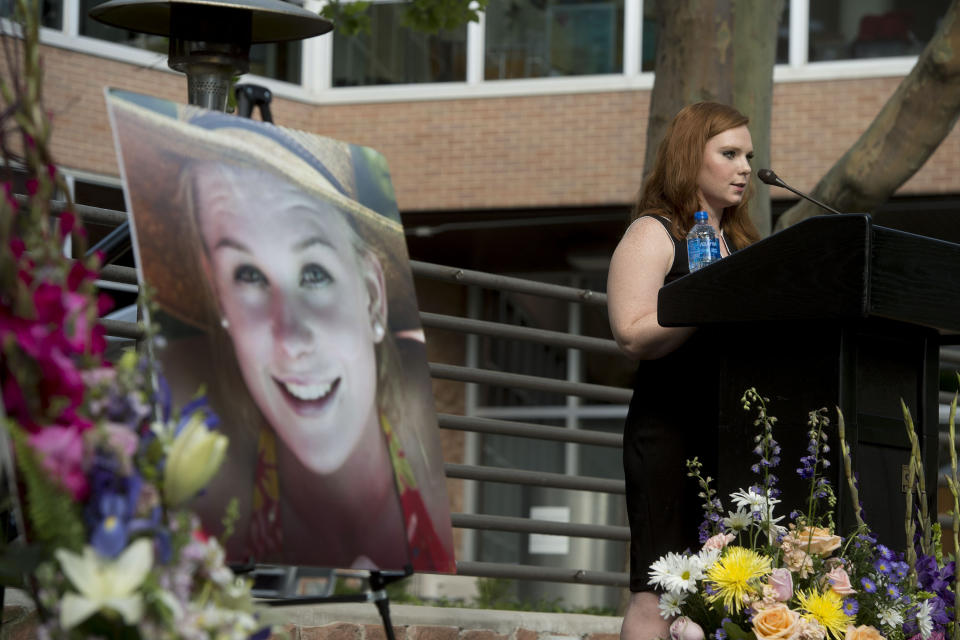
[86,0,331,261]
[89,0,332,111]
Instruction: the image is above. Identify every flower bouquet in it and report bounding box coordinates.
[649,388,959,640]
[0,1,266,637]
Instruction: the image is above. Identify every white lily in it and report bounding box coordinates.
[55,538,154,629]
[164,412,228,506]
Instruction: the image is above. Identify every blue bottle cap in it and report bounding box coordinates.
[694,211,708,221]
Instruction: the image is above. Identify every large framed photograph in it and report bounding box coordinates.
[106,89,455,573]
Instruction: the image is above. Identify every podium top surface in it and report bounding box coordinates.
[658,214,960,333]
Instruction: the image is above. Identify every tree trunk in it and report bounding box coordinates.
[646,0,782,236]
[775,0,960,230]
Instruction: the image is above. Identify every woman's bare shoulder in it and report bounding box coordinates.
[617,214,675,254]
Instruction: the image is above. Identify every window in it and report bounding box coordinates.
[485,0,624,79]
[641,0,654,71]
[0,0,62,28]
[776,0,789,64]
[808,0,950,62]
[79,0,166,53]
[332,1,467,86]
[250,42,302,85]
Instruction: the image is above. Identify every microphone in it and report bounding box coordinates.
[757,168,843,215]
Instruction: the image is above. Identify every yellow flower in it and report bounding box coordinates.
[163,412,228,507]
[55,538,153,629]
[797,588,853,639]
[705,546,771,613]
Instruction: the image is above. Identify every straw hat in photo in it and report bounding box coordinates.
[106,89,421,336]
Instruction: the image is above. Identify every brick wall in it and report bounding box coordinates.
[0,600,624,640]
[33,44,960,214]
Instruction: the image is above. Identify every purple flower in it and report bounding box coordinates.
[90,491,131,557]
[861,576,877,593]
[885,584,901,600]
[874,558,892,574]
[842,598,859,616]
[176,395,220,436]
[877,544,894,560]
[129,505,172,565]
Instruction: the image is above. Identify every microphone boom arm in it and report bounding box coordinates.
[758,168,843,216]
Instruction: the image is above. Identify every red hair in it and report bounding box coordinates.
[634,102,760,250]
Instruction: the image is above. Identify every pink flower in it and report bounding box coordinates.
[702,532,736,552]
[59,210,76,238]
[670,617,705,640]
[826,566,856,595]
[28,426,88,500]
[9,237,25,258]
[103,423,139,459]
[66,260,96,292]
[767,567,793,602]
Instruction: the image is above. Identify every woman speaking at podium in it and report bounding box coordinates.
[606,102,761,640]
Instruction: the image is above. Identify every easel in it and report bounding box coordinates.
[245,565,413,640]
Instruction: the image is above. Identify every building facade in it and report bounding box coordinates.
[14,0,960,605]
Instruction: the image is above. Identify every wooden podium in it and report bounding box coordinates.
[657,214,960,548]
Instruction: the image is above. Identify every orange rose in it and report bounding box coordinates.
[786,526,841,557]
[752,603,801,640]
[845,625,885,640]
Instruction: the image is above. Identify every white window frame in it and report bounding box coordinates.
[36,0,922,105]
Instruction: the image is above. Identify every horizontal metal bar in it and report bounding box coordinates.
[475,405,628,420]
[421,311,622,356]
[430,363,633,404]
[99,263,138,285]
[99,318,144,340]
[411,261,607,306]
[454,561,629,588]
[438,414,623,447]
[942,347,960,369]
[445,463,625,494]
[18,196,130,227]
[451,513,629,541]
[942,391,957,405]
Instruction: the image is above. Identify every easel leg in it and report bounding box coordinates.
[368,571,396,640]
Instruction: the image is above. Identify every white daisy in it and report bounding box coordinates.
[730,488,776,512]
[723,508,753,532]
[916,600,933,640]
[878,606,904,628]
[647,552,703,594]
[658,591,687,619]
[697,547,721,570]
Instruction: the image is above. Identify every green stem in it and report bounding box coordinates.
[836,409,865,528]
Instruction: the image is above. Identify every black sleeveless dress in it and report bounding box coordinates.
[623,215,722,592]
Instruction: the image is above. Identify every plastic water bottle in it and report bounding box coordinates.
[686,211,721,272]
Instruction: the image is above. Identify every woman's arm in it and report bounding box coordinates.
[607,217,695,360]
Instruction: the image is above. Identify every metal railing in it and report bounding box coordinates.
[84,204,960,595]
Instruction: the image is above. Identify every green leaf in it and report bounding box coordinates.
[7,422,85,552]
[320,0,372,37]
[723,621,757,640]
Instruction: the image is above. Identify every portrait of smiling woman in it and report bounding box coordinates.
[107,90,455,572]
